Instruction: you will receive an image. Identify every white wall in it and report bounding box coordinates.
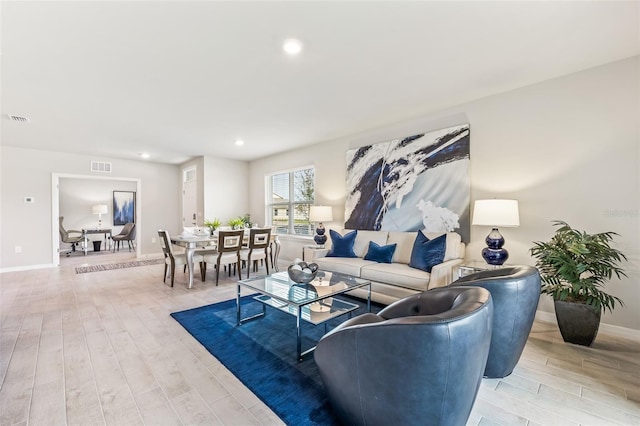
[250,56,640,331]
[203,156,250,226]
[0,147,181,268]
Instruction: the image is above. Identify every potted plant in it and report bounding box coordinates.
[242,213,252,228]
[228,217,245,230]
[204,218,221,235]
[530,220,627,346]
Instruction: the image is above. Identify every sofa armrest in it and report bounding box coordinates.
[429,258,464,289]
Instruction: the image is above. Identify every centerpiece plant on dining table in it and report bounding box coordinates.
[228,217,245,230]
[204,219,221,235]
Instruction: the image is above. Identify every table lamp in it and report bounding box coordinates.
[472,199,520,265]
[309,205,333,247]
[92,204,108,229]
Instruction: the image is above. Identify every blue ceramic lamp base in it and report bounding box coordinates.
[482,227,509,266]
[314,223,327,246]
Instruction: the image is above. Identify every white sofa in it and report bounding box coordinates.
[310,229,465,305]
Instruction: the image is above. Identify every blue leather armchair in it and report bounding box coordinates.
[314,286,493,426]
[451,265,541,378]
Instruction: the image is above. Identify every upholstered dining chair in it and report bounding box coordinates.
[239,228,271,278]
[314,286,493,426]
[112,223,136,252]
[59,216,83,256]
[450,265,541,378]
[157,230,205,287]
[202,229,244,285]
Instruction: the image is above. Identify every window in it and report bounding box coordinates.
[266,167,315,235]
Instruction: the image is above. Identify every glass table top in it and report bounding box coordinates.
[239,270,370,307]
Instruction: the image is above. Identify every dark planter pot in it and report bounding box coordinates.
[554,300,601,346]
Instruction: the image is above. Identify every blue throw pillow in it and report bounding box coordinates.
[409,232,447,272]
[364,241,397,263]
[326,230,358,258]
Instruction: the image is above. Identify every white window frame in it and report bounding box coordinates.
[265,166,315,235]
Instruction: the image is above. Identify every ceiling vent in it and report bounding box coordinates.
[91,161,112,173]
[7,114,30,123]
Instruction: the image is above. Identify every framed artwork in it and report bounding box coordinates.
[344,124,471,241]
[113,191,136,225]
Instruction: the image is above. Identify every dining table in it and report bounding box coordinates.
[170,230,281,289]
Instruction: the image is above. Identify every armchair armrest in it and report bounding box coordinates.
[67,229,83,236]
[429,258,464,289]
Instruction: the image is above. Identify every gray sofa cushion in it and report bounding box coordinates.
[345,229,389,258]
[315,257,376,277]
[360,262,431,292]
[387,231,416,264]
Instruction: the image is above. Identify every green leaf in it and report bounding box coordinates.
[530,220,628,314]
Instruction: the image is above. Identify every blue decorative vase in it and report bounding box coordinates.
[482,227,509,265]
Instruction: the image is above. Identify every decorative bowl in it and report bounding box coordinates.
[287,263,318,284]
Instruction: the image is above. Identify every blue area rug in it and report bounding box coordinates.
[170,294,381,425]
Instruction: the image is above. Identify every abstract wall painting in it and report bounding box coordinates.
[113,191,135,225]
[345,124,470,241]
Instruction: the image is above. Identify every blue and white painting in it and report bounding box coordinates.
[113,191,135,225]
[344,124,470,241]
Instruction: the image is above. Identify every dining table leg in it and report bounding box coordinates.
[271,236,281,272]
[185,244,196,289]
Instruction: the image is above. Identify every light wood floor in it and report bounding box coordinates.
[1,251,639,425]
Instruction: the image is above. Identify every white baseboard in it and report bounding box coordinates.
[0,263,55,273]
[536,309,640,342]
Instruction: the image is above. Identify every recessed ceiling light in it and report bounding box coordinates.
[139,153,150,159]
[283,38,303,55]
[235,139,245,147]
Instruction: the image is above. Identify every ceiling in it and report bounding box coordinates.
[2,1,638,164]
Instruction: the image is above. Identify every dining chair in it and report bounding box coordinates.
[112,223,136,252]
[202,229,244,285]
[239,228,271,278]
[157,230,205,287]
[59,216,84,256]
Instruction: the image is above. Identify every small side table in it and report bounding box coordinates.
[458,260,507,278]
[302,245,326,262]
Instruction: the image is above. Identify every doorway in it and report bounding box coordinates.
[51,173,142,267]
[182,166,197,228]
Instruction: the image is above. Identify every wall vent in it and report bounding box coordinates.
[7,114,30,123]
[91,161,112,173]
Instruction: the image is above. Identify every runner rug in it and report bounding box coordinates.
[170,295,382,425]
[75,258,164,274]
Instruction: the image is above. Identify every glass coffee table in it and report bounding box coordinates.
[237,270,371,361]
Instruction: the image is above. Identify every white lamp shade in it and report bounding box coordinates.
[309,205,333,223]
[92,204,108,215]
[472,199,520,227]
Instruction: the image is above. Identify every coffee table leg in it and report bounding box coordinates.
[236,283,241,326]
[297,305,302,361]
[367,283,371,312]
[236,289,266,325]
